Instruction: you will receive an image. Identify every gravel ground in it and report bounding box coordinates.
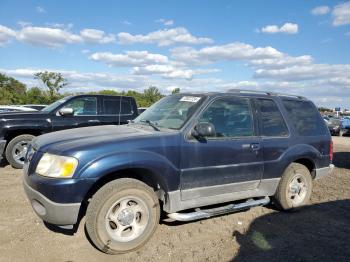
[0,137,349,262]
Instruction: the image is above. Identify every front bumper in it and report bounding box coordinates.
[23,177,81,226]
[315,164,335,179]
[0,139,6,161]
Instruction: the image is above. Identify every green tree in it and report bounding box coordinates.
[143,86,163,106]
[24,87,50,104]
[34,71,68,102]
[0,73,27,104]
[318,107,332,113]
[171,87,180,94]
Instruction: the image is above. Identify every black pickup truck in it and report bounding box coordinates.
[0,94,138,168]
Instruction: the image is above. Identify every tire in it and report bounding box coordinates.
[274,163,312,210]
[85,178,160,254]
[5,134,35,169]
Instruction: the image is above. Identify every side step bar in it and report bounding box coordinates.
[167,197,270,222]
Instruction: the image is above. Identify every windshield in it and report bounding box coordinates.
[134,94,206,130]
[41,97,70,112]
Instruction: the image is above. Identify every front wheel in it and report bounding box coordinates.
[85,178,160,254]
[5,134,35,169]
[274,163,312,210]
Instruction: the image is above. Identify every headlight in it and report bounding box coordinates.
[36,153,78,178]
[333,125,339,129]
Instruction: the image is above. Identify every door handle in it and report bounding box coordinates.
[88,120,100,123]
[250,143,260,151]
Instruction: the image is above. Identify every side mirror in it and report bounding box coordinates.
[59,108,74,116]
[192,122,216,139]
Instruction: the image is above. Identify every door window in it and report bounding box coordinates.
[198,97,254,138]
[255,99,289,137]
[62,97,97,116]
[103,98,133,115]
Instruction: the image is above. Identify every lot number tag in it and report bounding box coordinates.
[180,96,201,103]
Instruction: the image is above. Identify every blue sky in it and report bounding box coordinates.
[1,0,350,108]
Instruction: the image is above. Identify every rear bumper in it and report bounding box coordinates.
[0,140,6,161]
[315,164,334,179]
[23,177,81,226]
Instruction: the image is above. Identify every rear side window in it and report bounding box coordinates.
[255,99,288,137]
[282,100,325,136]
[103,98,133,115]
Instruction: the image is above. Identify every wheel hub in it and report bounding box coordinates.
[117,208,134,226]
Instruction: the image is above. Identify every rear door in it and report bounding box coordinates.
[51,96,100,131]
[180,96,264,200]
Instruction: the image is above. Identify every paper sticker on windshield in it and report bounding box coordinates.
[180,96,201,103]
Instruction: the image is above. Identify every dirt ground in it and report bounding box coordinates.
[0,137,349,262]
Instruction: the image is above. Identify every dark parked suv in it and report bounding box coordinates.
[0,94,138,168]
[23,90,333,254]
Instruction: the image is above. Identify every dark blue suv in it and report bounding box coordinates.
[23,90,334,254]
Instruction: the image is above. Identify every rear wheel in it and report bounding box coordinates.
[5,134,35,169]
[85,178,160,254]
[274,163,312,210]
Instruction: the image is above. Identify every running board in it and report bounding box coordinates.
[167,197,270,222]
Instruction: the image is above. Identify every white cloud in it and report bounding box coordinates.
[332,1,350,26]
[260,23,298,34]
[0,24,116,48]
[0,25,16,45]
[254,64,350,82]
[249,55,313,69]
[90,51,169,67]
[311,6,330,16]
[132,65,194,79]
[18,21,32,27]
[16,26,82,48]
[132,65,219,79]
[121,20,131,26]
[118,27,213,46]
[45,22,74,30]
[0,68,148,91]
[80,29,116,44]
[155,18,174,26]
[171,43,283,65]
[36,6,46,13]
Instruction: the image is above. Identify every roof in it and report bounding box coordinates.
[178,89,307,100]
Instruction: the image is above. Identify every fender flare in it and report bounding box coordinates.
[78,150,180,193]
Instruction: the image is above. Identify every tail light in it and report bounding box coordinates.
[330,140,333,162]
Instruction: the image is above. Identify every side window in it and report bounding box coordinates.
[103,98,133,115]
[255,99,289,137]
[62,97,97,116]
[199,97,254,138]
[120,100,133,114]
[282,100,326,136]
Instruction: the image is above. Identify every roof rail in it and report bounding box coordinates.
[227,89,306,100]
[227,89,275,96]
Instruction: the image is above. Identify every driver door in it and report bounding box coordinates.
[180,96,263,200]
[51,96,100,131]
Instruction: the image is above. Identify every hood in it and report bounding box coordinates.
[32,124,158,155]
[0,111,46,119]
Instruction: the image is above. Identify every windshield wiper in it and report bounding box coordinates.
[140,119,160,131]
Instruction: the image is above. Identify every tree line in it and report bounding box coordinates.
[0,71,180,107]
